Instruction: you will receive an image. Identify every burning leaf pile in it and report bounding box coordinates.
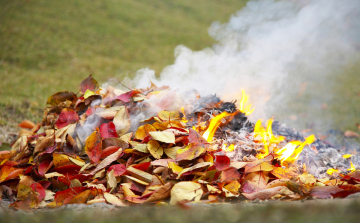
[1,75,360,210]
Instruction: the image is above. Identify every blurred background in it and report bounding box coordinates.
[0,0,359,145]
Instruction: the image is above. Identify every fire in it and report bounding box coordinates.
[343,154,353,159]
[254,118,285,159]
[180,106,188,123]
[348,161,356,172]
[239,90,255,115]
[327,168,339,175]
[275,135,316,165]
[202,111,232,142]
[222,144,235,152]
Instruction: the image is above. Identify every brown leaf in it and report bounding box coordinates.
[242,186,284,201]
[47,91,77,106]
[146,182,174,203]
[34,136,55,155]
[344,130,359,138]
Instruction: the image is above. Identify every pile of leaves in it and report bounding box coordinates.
[1,75,360,211]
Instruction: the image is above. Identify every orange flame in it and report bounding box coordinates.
[239,90,255,115]
[275,135,316,165]
[203,112,232,142]
[180,106,188,123]
[327,168,339,175]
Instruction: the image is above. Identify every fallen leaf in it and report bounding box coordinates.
[91,148,123,175]
[85,129,103,164]
[168,162,183,175]
[188,129,208,146]
[220,167,241,183]
[170,182,203,205]
[344,130,359,138]
[242,186,284,201]
[310,186,343,199]
[164,146,182,159]
[135,124,156,140]
[18,120,36,129]
[146,182,174,203]
[47,91,77,106]
[271,167,298,179]
[127,166,153,183]
[107,169,117,192]
[147,139,163,159]
[214,155,230,171]
[177,162,212,178]
[175,144,206,161]
[108,164,127,176]
[244,160,274,173]
[31,183,46,201]
[113,106,131,136]
[53,153,73,168]
[100,122,119,138]
[149,131,175,144]
[158,111,181,121]
[79,75,99,94]
[104,192,127,206]
[224,180,241,195]
[55,108,79,129]
[67,189,92,204]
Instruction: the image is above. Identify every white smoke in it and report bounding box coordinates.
[133,0,360,126]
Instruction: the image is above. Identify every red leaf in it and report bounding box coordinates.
[333,185,360,198]
[132,162,151,171]
[115,90,141,103]
[54,187,87,205]
[241,180,264,193]
[31,183,46,201]
[214,155,230,171]
[108,164,127,176]
[79,75,99,94]
[100,146,121,159]
[100,122,118,139]
[55,108,79,129]
[219,167,241,183]
[188,129,208,146]
[52,165,81,176]
[38,181,51,190]
[38,159,53,176]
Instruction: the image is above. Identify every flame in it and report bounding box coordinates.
[202,112,232,142]
[222,144,235,152]
[348,161,356,172]
[327,168,339,175]
[239,90,255,115]
[275,135,316,165]
[180,106,188,123]
[254,118,285,159]
[343,154,353,159]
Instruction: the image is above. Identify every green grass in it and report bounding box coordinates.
[0,0,360,135]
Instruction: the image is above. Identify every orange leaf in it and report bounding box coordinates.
[18,120,36,129]
[85,129,103,164]
[135,124,156,140]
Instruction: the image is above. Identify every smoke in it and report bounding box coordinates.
[133,0,360,127]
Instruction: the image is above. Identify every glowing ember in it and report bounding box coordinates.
[239,90,255,115]
[327,168,339,175]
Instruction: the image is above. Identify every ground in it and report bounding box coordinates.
[1,0,360,221]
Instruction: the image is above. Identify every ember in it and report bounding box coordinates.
[1,75,360,210]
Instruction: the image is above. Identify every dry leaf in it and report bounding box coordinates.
[104,193,127,206]
[90,148,123,175]
[135,124,156,140]
[177,162,212,178]
[344,130,359,138]
[127,166,153,183]
[107,169,117,192]
[170,182,203,205]
[113,106,131,136]
[147,140,163,159]
[242,186,284,201]
[149,131,175,144]
[146,182,174,203]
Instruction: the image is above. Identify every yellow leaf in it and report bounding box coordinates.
[104,193,127,206]
[53,153,73,168]
[135,124,156,140]
[164,146,182,159]
[125,176,149,185]
[158,111,181,121]
[17,184,32,200]
[84,89,95,99]
[147,139,163,159]
[224,180,241,195]
[68,157,85,167]
[113,106,131,136]
[170,182,203,205]
[175,144,206,161]
[168,162,183,175]
[120,132,133,142]
[133,143,149,153]
[298,173,316,185]
[149,131,175,144]
[44,172,64,178]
